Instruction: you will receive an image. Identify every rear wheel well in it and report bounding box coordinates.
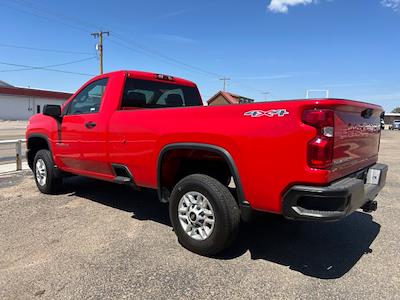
[158,147,238,203]
[27,136,49,169]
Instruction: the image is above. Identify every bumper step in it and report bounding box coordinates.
[283,163,388,221]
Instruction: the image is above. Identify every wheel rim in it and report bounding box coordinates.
[178,191,215,241]
[35,159,47,186]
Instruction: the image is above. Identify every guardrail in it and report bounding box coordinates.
[0,139,26,171]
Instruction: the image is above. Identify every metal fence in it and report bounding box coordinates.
[0,139,26,170]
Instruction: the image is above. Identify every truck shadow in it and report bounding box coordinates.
[63,176,171,226]
[221,212,380,279]
[63,176,381,280]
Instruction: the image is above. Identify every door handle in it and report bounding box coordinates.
[85,121,96,129]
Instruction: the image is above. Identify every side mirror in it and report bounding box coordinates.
[43,105,62,118]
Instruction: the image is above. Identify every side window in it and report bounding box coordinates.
[67,78,108,115]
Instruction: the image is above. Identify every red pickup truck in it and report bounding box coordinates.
[26,70,388,255]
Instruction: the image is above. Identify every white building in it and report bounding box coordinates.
[383,112,400,129]
[0,80,72,120]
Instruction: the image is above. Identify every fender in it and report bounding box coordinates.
[157,143,248,207]
[26,134,61,178]
[27,133,51,148]
[26,133,52,167]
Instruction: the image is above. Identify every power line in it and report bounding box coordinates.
[1,0,261,94]
[0,56,96,72]
[0,43,93,55]
[107,38,206,74]
[0,59,96,76]
[2,0,227,79]
[107,38,201,73]
[10,0,100,31]
[110,35,261,94]
[110,34,260,94]
[110,33,225,78]
[0,0,90,34]
[110,34,262,94]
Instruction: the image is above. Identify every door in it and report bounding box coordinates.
[56,78,113,177]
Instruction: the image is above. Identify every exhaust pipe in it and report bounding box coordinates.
[362,200,378,213]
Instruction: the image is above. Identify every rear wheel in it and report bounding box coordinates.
[169,174,240,256]
[33,149,63,194]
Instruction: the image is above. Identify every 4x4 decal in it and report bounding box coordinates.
[244,109,289,118]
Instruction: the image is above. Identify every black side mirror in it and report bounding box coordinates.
[43,105,62,118]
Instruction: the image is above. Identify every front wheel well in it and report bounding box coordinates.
[158,145,244,204]
[27,136,50,169]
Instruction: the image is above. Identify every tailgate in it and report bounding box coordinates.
[332,102,383,178]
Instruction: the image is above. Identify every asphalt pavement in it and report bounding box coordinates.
[0,121,27,165]
[0,131,399,299]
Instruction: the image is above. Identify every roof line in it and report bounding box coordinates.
[207,91,236,104]
[207,90,255,104]
[0,86,72,100]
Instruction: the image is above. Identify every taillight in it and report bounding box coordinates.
[302,109,334,169]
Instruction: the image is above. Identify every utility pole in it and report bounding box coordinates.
[91,31,109,74]
[219,77,231,92]
[261,92,270,101]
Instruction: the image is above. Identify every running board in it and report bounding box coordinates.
[114,176,132,184]
[111,164,139,190]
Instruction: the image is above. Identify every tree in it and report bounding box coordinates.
[391,107,400,113]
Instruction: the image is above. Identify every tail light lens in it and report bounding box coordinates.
[302,109,334,169]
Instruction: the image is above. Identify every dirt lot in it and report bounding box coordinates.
[0,131,399,299]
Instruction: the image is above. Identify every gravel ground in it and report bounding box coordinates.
[0,131,399,299]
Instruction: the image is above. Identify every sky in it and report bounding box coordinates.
[0,0,399,112]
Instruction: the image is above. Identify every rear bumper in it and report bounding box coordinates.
[283,163,388,221]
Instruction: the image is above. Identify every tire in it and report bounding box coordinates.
[33,149,63,194]
[169,174,240,256]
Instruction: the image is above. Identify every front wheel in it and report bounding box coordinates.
[33,149,63,194]
[169,174,240,256]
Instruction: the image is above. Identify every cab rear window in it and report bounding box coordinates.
[120,78,201,109]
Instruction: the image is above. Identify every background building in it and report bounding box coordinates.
[207,91,255,106]
[0,80,72,120]
[384,112,400,126]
